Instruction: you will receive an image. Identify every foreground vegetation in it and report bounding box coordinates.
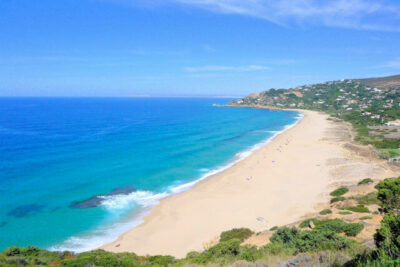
[3,176,400,266]
[0,225,362,266]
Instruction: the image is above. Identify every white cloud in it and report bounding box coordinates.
[201,44,216,52]
[376,59,400,68]
[132,0,400,31]
[184,65,269,72]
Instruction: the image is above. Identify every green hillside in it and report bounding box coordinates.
[229,75,400,159]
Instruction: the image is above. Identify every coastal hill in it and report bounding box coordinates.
[229,74,400,161]
[356,74,400,90]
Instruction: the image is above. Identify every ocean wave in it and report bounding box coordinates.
[49,209,149,253]
[100,191,168,211]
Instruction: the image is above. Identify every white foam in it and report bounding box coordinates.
[50,112,304,253]
[49,208,150,253]
[100,191,168,211]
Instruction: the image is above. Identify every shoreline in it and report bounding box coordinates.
[51,107,302,253]
[102,108,394,257]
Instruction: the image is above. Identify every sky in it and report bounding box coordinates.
[1,0,400,97]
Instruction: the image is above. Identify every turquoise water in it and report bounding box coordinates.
[0,97,300,251]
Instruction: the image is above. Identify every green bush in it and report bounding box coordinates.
[186,251,201,259]
[207,238,241,257]
[339,211,352,215]
[340,205,370,213]
[220,228,254,242]
[295,229,356,252]
[238,245,261,261]
[269,227,300,248]
[269,225,357,253]
[358,178,373,185]
[319,209,332,215]
[331,196,346,203]
[348,252,400,266]
[314,219,364,237]
[263,242,295,256]
[147,255,175,266]
[343,223,364,237]
[350,192,379,205]
[330,187,349,197]
[3,246,21,257]
[360,216,373,220]
[374,213,400,259]
[22,246,40,256]
[376,176,400,214]
[269,226,278,231]
[60,250,142,267]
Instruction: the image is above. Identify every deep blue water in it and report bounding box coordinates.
[0,97,300,251]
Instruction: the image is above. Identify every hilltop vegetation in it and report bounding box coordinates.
[356,74,400,90]
[229,75,400,159]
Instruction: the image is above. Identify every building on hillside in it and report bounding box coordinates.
[386,120,400,126]
[389,156,400,163]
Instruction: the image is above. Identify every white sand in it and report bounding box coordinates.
[102,110,395,257]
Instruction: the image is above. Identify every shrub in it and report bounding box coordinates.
[331,196,346,203]
[374,213,400,259]
[319,209,332,215]
[358,178,373,185]
[263,242,295,256]
[21,246,40,256]
[269,226,278,231]
[3,246,21,256]
[330,187,349,197]
[207,238,241,257]
[339,211,352,215]
[340,205,370,213]
[238,245,260,261]
[343,223,364,237]
[295,229,356,252]
[269,227,300,248]
[186,251,201,259]
[360,216,373,220]
[376,176,400,214]
[350,192,379,205]
[269,225,357,253]
[314,219,364,237]
[147,255,175,266]
[220,228,254,242]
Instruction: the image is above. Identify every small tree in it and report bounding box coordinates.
[374,213,400,259]
[376,177,400,215]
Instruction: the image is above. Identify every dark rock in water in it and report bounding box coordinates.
[70,196,104,209]
[107,186,136,195]
[7,204,45,218]
[71,186,135,209]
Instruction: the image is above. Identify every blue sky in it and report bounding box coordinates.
[1,0,400,97]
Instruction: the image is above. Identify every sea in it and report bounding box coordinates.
[0,97,301,252]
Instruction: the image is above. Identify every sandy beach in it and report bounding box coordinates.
[102,109,396,257]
